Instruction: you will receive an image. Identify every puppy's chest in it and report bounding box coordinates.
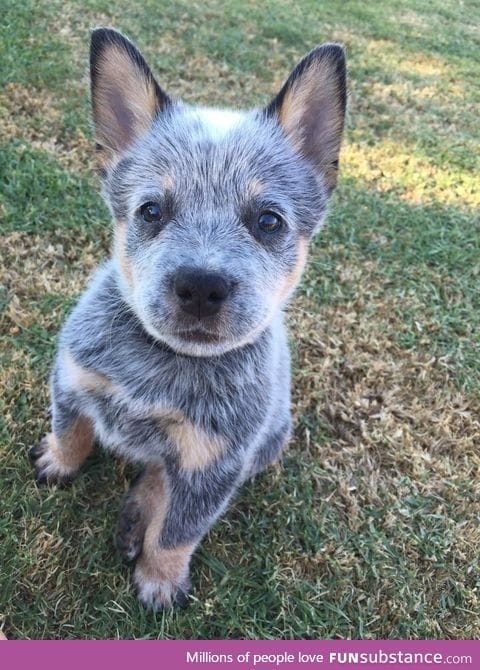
[60,350,238,468]
[94,393,227,470]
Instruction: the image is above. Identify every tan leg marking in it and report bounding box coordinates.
[61,350,118,394]
[166,414,226,471]
[35,416,94,480]
[151,409,226,471]
[130,466,195,609]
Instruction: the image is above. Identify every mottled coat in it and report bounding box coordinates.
[31,28,346,610]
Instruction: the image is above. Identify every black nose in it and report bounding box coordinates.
[173,269,232,318]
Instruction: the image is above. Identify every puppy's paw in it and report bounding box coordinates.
[30,434,77,485]
[133,564,190,611]
[115,497,146,562]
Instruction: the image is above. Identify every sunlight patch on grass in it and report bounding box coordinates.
[343,140,479,208]
[365,40,450,78]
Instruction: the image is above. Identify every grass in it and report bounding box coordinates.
[1,0,479,640]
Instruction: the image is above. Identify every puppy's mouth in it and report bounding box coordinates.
[176,328,222,343]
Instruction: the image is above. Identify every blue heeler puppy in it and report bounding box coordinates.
[31,28,346,610]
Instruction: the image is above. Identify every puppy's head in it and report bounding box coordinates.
[90,28,346,356]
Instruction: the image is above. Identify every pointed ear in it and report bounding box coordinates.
[90,28,171,168]
[266,44,347,192]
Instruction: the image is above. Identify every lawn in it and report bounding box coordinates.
[1,0,479,640]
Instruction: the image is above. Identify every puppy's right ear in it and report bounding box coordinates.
[90,28,170,170]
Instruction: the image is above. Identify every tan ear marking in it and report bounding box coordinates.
[268,44,346,191]
[90,28,169,167]
[93,45,159,152]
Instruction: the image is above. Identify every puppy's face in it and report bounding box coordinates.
[90,29,346,356]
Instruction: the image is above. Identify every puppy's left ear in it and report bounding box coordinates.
[267,44,347,192]
[90,27,171,169]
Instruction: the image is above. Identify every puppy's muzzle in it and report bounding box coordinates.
[173,268,233,319]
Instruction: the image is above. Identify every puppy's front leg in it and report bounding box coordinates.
[31,393,94,484]
[118,461,240,610]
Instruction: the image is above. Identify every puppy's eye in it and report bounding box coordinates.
[140,202,162,223]
[258,211,283,233]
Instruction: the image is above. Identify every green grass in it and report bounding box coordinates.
[1,0,479,640]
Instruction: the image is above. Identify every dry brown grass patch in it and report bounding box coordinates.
[0,231,108,339]
[0,83,93,172]
[287,277,480,555]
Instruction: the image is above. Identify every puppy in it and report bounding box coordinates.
[31,28,346,610]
